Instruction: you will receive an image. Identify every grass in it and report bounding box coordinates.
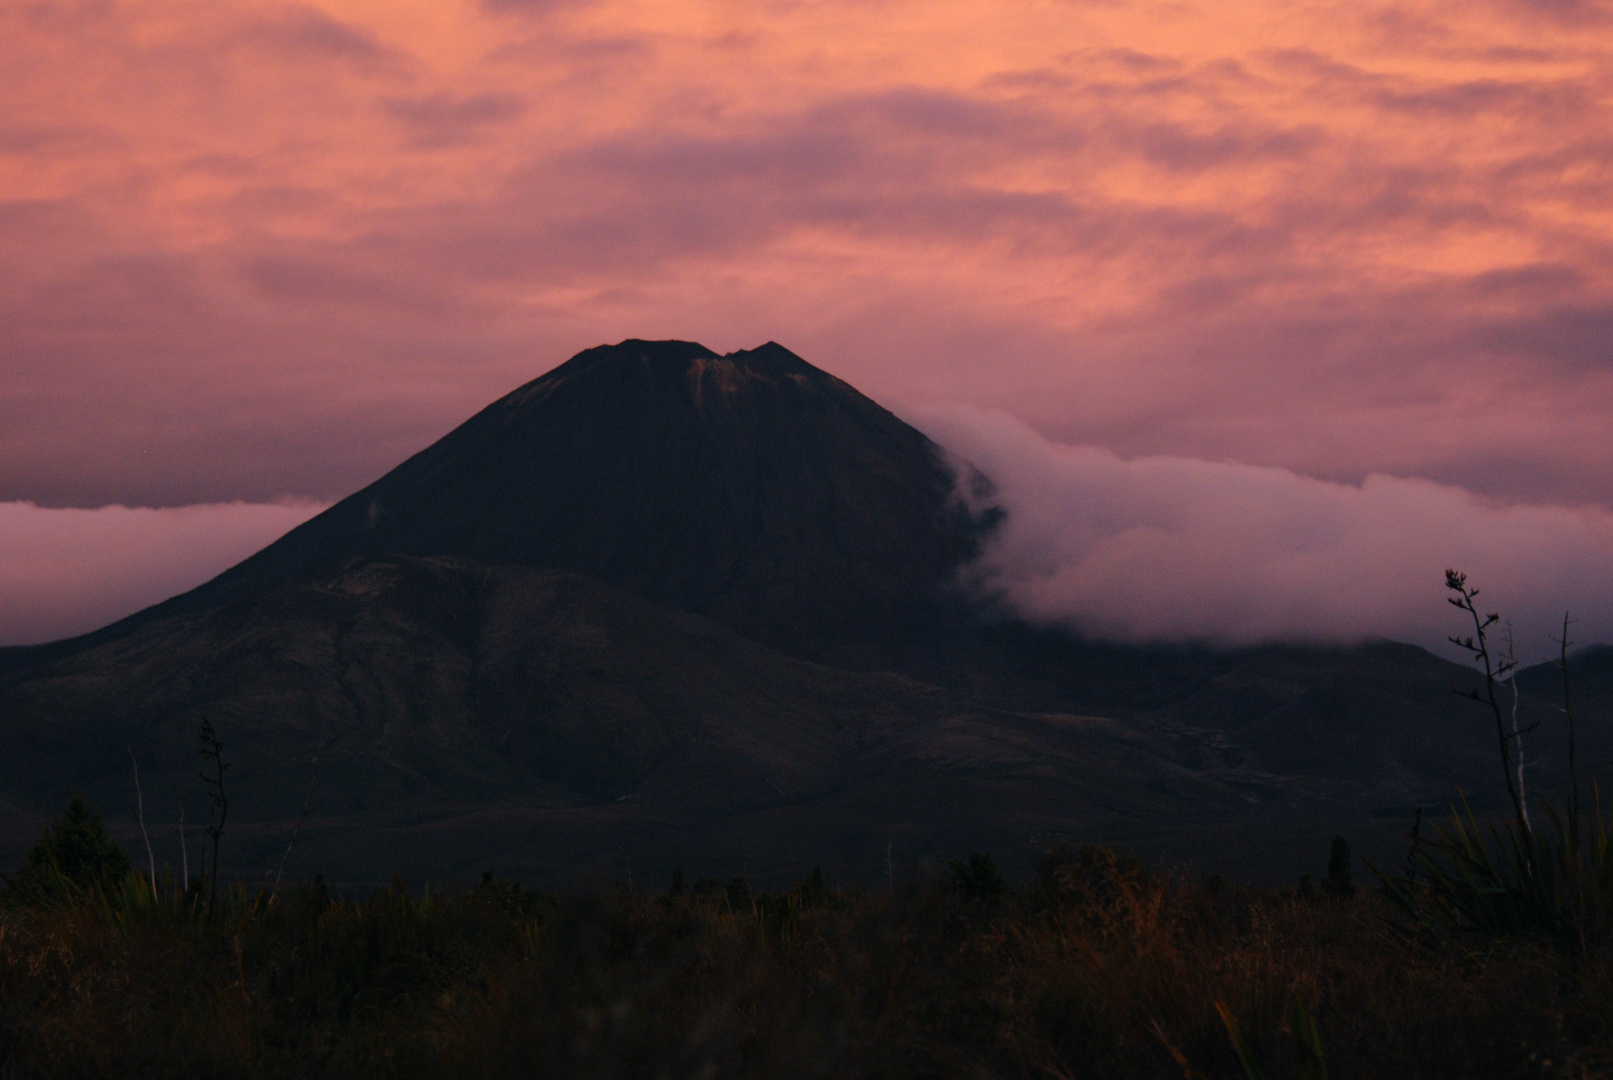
[1377,792,1613,960]
[2,847,1612,1078]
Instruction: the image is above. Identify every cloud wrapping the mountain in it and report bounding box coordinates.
[917,407,1613,656]
[0,501,326,646]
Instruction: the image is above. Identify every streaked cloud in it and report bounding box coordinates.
[384,91,529,147]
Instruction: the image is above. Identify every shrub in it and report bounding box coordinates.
[3,793,132,905]
[1380,794,1613,955]
[948,852,1007,907]
[726,875,751,914]
[1034,843,1150,911]
[1324,836,1356,899]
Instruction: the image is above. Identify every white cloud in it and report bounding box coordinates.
[914,406,1613,658]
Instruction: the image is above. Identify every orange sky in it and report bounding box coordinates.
[2,0,1612,643]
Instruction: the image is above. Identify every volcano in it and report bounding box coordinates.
[3,340,993,677]
[1,340,1603,886]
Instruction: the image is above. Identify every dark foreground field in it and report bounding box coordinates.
[3,845,1611,1079]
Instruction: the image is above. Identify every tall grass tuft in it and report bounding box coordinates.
[1378,791,1613,956]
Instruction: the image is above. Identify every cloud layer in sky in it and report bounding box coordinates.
[0,501,325,645]
[4,0,1612,507]
[918,407,1613,658]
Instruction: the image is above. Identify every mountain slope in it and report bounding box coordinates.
[0,554,1269,884]
[3,551,1594,884]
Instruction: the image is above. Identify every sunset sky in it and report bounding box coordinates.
[3,0,1612,650]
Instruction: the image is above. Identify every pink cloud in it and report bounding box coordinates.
[383,91,529,148]
[0,501,326,645]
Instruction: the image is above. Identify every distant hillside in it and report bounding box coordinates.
[0,554,1263,883]
[2,551,1582,885]
[1518,645,1613,715]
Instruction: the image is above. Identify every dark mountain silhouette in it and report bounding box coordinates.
[1,340,993,678]
[2,339,1606,884]
[1519,645,1613,714]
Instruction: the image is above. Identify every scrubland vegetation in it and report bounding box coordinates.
[3,832,1613,1079]
[5,569,1610,1078]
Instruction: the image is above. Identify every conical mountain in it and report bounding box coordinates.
[25,339,992,671]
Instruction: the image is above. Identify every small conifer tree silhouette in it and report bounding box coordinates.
[1324,836,1355,898]
[949,852,1007,906]
[5,793,130,902]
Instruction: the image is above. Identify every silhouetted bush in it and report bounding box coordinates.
[725,875,752,914]
[1324,836,1356,899]
[1034,842,1150,911]
[1375,571,1613,957]
[2,793,131,905]
[797,867,827,909]
[948,852,1007,907]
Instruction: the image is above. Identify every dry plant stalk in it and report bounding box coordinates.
[198,718,229,915]
[127,743,157,901]
[1444,569,1534,844]
[269,772,316,905]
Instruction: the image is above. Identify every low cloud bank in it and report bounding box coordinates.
[0,501,328,646]
[4,429,1609,662]
[916,407,1613,659]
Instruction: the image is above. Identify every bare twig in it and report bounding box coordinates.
[1404,806,1423,885]
[270,772,316,904]
[174,782,189,890]
[1554,612,1579,824]
[1502,623,1530,832]
[127,743,157,901]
